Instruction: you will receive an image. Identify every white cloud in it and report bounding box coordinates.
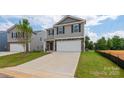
[85,28,124,42]
[0,16,14,31]
[0,23,13,31]
[85,28,99,42]
[0,15,120,31]
[2,15,63,29]
[103,30,124,39]
[28,15,62,29]
[77,15,119,26]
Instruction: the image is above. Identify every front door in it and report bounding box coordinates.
[50,42,53,51]
[47,41,54,51]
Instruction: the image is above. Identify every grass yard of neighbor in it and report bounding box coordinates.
[0,51,47,68]
[75,51,124,78]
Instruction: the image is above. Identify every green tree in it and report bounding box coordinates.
[85,36,90,50]
[85,36,94,50]
[120,38,124,49]
[95,37,107,50]
[16,19,33,53]
[88,41,94,50]
[107,38,113,49]
[111,36,121,50]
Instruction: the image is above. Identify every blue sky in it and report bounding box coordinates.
[0,15,124,42]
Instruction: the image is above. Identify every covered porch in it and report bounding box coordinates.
[46,40,56,51]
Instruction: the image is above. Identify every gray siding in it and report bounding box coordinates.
[30,31,47,51]
[46,29,54,40]
[54,23,84,39]
[47,23,85,40]
[7,27,23,43]
[57,17,80,25]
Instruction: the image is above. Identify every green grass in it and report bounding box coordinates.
[0,51,47,68]
[75,51,124,78]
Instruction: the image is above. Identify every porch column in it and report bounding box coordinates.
[53,40,56,51]
[43,41,46,52]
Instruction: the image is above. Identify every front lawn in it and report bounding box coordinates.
[75,51,124,78]
[0,51,47,68]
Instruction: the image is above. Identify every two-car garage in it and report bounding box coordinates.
[56,40,81,52]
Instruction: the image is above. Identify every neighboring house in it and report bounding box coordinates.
[0,31,8,51]
[46,15,86,52]
[30,31,47,51]
[7,25,36,52]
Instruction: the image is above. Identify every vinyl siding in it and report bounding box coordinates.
[54,23,84,39]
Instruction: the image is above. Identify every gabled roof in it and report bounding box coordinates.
[7,24,36,34]
[7,24,16,32]
[54,15,86,26]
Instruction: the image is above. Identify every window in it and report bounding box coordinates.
[17,32,20,38]
[12,32,14,38]
[22,32,25,38]
[58,26,64,34]
[48,29,54,35]
[13,32,17,38]
[15,32,18,38]
[40,37,42,41]
[37,46,39,50]
[72,24,80,32]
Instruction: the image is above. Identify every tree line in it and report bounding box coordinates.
[85,36,124,50]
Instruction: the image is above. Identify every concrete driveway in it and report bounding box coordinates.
[0,52,19,57]
[0,52,80,78]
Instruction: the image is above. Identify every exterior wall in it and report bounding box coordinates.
[7,27,23,43]
[46,29,54,40]
[30,31,47,51]
[54,23,84,39]
[0,31,8,51]
[47,23,84,40]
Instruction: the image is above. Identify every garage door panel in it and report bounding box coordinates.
[10,43,25,52]
[57,40,81,52]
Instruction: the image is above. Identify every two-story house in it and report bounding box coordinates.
[7,25,37,52]
[46,15,86,52]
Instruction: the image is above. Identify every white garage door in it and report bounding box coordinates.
[57,40,81,52]
[10,43,25,52]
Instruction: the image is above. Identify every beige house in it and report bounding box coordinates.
[7,25,36,52]
[46,15,86,52]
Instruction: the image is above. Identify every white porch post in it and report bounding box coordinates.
[53,40,56,51]
[43,41,46,52]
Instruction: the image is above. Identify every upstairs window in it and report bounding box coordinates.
[48,29,54,35]
[72,24,81,33]
[12,32,14,38]
[13,32,17,38]
[40,37,42,41]
[58,26,64,34]
[12,32,25,39]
